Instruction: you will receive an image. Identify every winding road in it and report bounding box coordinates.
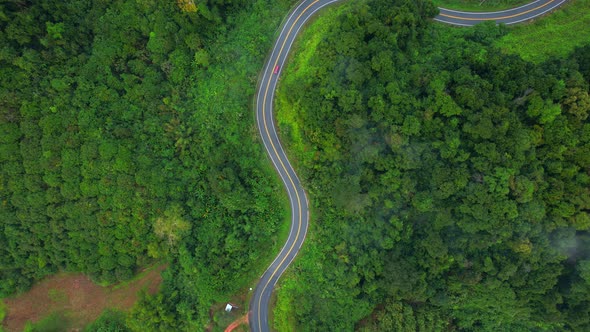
[435,0,568,26]
[249,0,568,331]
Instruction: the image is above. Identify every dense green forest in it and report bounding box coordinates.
[274,0,590,330]
[0,0,294,329]
[2,0,590,331]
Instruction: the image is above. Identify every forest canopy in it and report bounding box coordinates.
[0,0,293,329]
[1,0,589,330]
[274,0,590,330]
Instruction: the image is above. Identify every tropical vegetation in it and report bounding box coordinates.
[0,0,292,329]
[274,0,590,330]
[1,0,589,331]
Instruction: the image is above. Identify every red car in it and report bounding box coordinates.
[273,65,280,74]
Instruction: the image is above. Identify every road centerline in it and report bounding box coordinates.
[255,1,319,331]
[439,0,554,20]
[249,1,567,331]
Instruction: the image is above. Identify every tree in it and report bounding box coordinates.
[153,204,191,248]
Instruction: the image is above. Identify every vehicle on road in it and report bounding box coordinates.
[249,0,568,331]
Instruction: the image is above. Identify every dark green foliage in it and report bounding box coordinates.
[357,300,448,332]
[0,0,290,328]
[275,0,590,330]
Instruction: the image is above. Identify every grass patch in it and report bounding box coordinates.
[46,290,67,305]
[495,0,590,62]
[0,300,6,331]
[23,312,69,332]
[432,0,530,11]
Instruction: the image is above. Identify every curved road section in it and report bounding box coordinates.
[435,0,568,26]
[251,1,340,331]
[251,1,566,331]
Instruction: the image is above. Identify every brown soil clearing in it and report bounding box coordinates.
[2,264,166,332]
[224,314,249,332]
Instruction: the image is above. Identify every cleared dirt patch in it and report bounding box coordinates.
[224,314,249,332]
[2,264,166,332]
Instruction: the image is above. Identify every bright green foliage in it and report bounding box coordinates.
[0,300,5,325]
[126,291,177,332]
[275,0,590,330]
[495,0,590,63]
[153,204,191,248]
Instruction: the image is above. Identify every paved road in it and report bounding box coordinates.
[250,1,340,331]
[250,1,566,331]
[435,0,568,26]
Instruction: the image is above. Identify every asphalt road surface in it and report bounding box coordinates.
[435,0,568,26]
[250,1,341,331]
[250,1,566,331]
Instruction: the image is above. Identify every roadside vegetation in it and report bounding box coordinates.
[0,0,293,330]
[275,0,590,330]
[495,0,590,62]
[2,0,589,331]
[432,0,530,11]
